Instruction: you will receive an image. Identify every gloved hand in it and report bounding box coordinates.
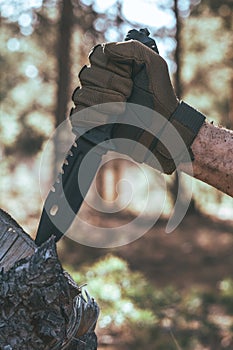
[105,40,206,174]
[70,40,205,174]
[70,43,133,128]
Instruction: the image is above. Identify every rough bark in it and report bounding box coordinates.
[0,209,99,350]
[179,121,233,197]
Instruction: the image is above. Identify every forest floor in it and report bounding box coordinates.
[59,211,233,291]
[58,210,233,349]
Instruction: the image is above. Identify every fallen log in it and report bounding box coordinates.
[0,209,99,350]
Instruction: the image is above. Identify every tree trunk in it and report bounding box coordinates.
[169,0,198,212]
[55,0,73,128]
[0,209,99,350]
[54,0,73,177]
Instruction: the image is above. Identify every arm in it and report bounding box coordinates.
[70,40,233,197]
[179,121,233,197]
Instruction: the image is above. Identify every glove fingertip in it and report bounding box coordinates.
[103,41,134,61]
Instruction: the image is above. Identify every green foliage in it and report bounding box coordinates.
[67,255,233,349]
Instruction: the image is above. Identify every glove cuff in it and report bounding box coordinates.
[145,101,206,174]
[171,101,206,135]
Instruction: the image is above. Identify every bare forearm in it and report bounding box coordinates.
[179,121,233,197]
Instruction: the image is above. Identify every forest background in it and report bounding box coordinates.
[0,0,233,348]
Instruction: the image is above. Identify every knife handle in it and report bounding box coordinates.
[125,28,159,54]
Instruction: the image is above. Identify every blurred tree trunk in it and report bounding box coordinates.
[95,158,121,209]
[54,0,74,176]
[98,168,105,198]
[55,0,73,127]
[169,0,181,207]
[173,0,182,100]
[169,0,198,213]
[228,44,233,128]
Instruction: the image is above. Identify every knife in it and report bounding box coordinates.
[35,28,158,246]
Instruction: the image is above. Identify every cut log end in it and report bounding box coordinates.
[0,209,36,272]
[0,209,99,350]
